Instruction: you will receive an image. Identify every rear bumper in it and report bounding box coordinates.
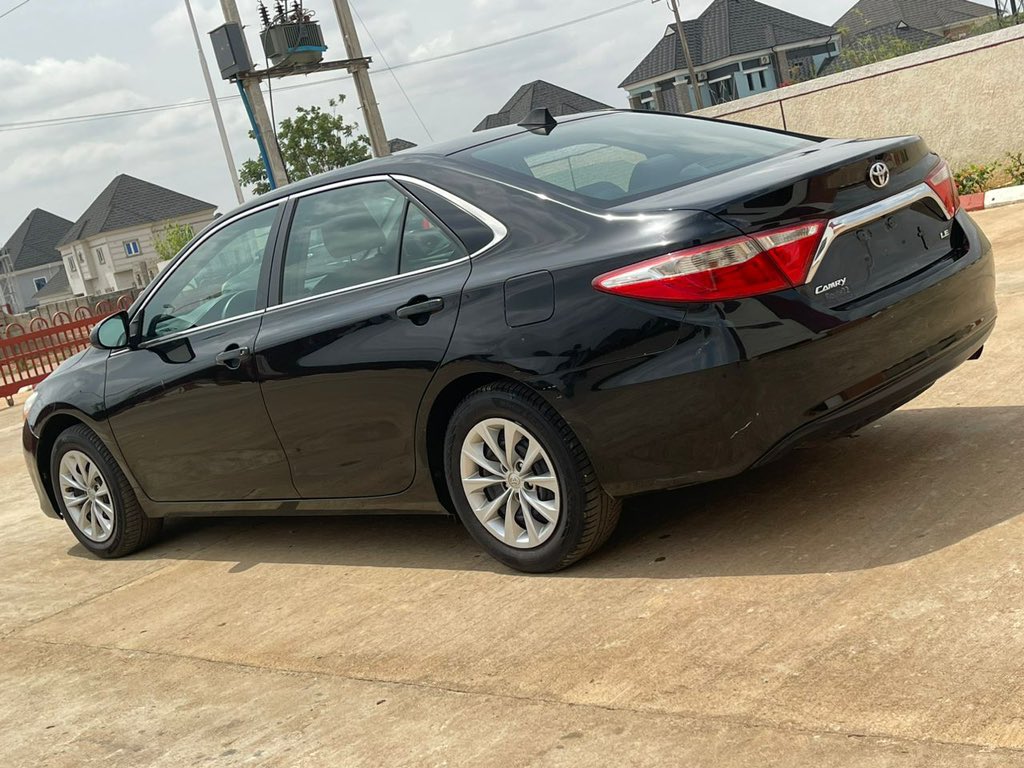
[547,213,997,497]
[751,315,992,467]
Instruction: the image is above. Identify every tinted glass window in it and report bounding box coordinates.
[403,185,494,253]
[141,206,276,340]
[400,201,465,274]
[460,111,814,205]
[282,182,405,302]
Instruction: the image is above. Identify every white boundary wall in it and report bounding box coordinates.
[694,26,1024,169]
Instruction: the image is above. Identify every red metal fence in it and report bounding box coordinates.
[0,296,133,405]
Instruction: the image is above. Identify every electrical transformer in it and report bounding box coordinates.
[259,1,328,68]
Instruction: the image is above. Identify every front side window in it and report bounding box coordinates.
[124,240,141,256]
[34,276,47,292]
[140,206,277,340]
[281,181,406,303]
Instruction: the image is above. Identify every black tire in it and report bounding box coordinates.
[49,424,163,558]
[444,382,620,572]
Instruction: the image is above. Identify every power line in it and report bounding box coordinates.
[0,0,645,134]
[377,0,646,71]
[351,1,434,142]
[0,100,214,132]
[0,0,34,20]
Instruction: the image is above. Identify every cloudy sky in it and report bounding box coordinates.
[0,0,860,238]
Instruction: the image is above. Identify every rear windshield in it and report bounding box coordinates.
[458,111,814,206]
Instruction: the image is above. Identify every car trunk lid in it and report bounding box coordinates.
[614,136,960,306]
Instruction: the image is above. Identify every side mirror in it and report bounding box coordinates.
[90,311,131,350]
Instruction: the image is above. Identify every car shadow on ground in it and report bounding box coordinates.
[67,405,1024,579]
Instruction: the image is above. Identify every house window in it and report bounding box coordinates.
[33,277,47,292]
[746,69,767,91]
[67,257,77,272]
[124,240,141,256]
[708,77,736,105]
[76,250,85,264]
[94,247,106,264]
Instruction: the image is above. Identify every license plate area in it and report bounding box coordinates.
[803,202,954,307]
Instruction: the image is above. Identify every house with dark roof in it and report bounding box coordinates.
[619,0,838,113]
[474,80,611,132]
[30,268,74,307]
[836,0,993,41]
[0,209,73,313]
[57,174,217,296]
[822,0,994,75]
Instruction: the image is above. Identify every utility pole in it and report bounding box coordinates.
[666,0,704,110]
[185,0,244,204]
[218,0,289,187]
[330,0,390,157]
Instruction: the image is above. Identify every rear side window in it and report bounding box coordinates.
[400,202,465,274]
[459,111,814,205]
[403,185,494,254]
[281,181,405,302]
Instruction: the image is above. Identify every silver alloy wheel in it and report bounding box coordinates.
[58,450,115,543]
[460,417,561,549]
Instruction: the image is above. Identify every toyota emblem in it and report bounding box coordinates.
[868,161,891,189]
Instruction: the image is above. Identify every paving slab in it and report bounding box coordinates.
[2,639,1023,768]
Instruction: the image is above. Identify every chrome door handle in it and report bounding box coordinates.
[215,345,251,369]
[396,297,444,321]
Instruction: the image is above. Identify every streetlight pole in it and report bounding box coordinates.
[666,0,704,110]
[184,0,244,204]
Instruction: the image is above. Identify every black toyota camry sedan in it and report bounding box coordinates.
[23,110,996,572]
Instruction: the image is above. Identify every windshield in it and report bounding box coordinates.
[458,111,815,206]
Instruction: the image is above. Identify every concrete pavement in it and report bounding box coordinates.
[1,205,1023,766]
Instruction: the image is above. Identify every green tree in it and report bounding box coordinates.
[239,94,371,195]
[153,221,195,261]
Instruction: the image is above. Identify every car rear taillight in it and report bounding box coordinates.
[593,221,825,303]
[925,159,960,218]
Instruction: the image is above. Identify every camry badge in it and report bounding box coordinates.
[868,162,891,189]
[815,277,848,295]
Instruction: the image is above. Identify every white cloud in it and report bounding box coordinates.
[0,56,136,114]
[150,0,223,45]
[408,30,456,61]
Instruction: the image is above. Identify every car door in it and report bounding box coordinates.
[255,177,473,498]
[104,202,297,502]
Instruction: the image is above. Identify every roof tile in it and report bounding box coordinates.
[836,0,993,36]
[1,209,74,271]
[474,80,611,131]
[620,0,836,88]
[57,174,216,248]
